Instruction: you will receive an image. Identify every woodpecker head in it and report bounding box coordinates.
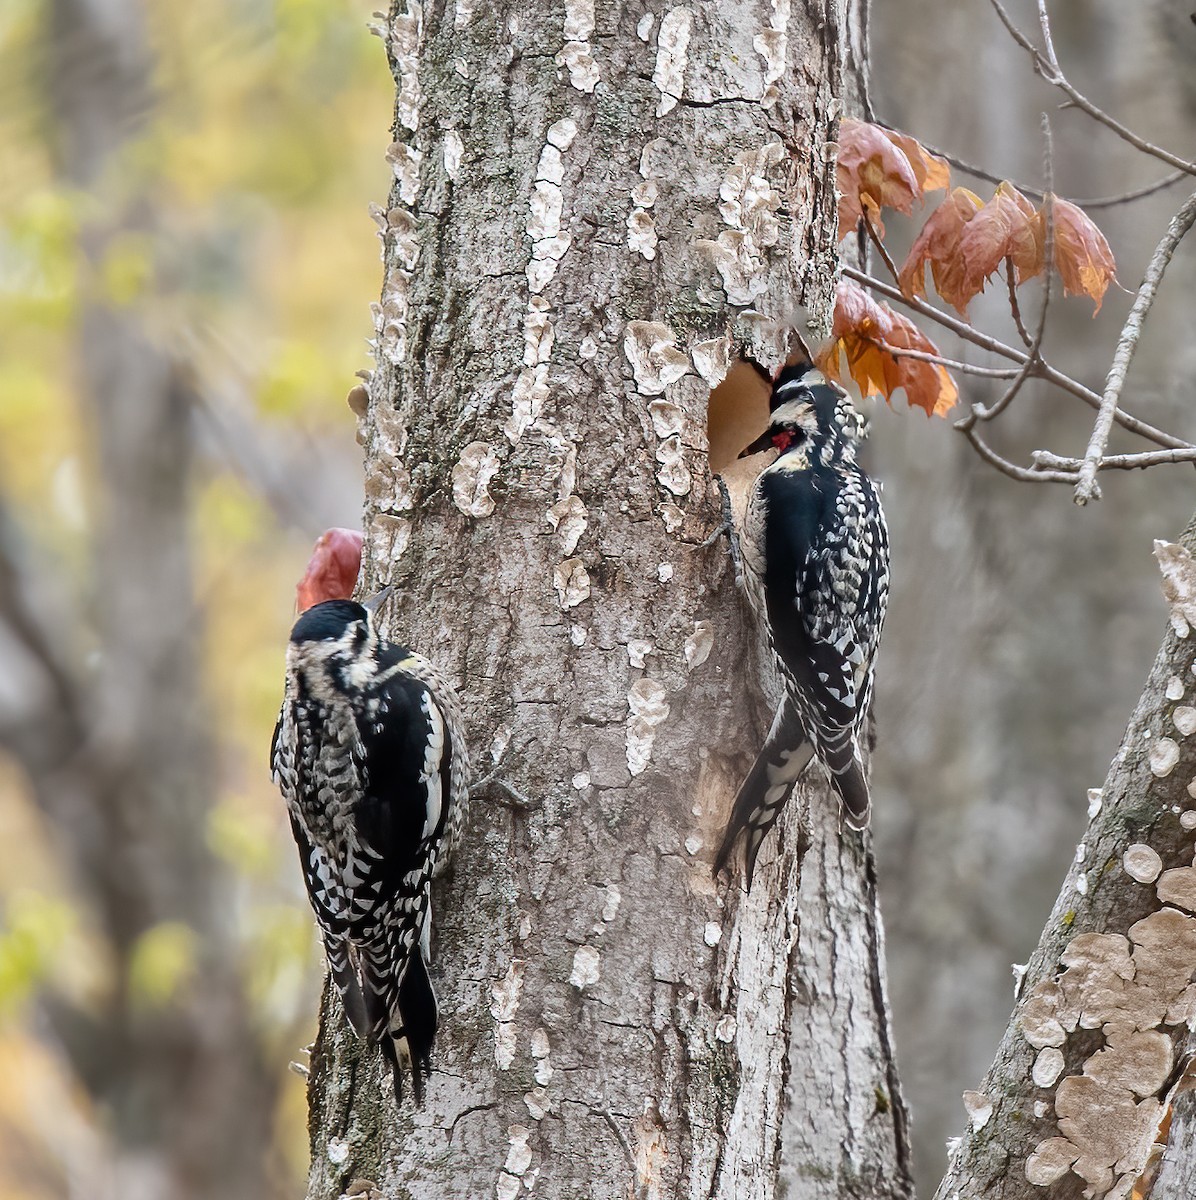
[740,362,862,466]
[286,590,391,698]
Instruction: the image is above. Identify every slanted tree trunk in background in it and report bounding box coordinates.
[935,520,1196,1200]
[304,2,913,1198]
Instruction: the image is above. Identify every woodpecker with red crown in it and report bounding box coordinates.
[714,361,889,887]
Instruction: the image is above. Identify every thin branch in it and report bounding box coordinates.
[1006,258,1032,347]
[875,120,1186,209]
[1074,190,1196,503]
[863,215,901,282]
[1034,447,1196,473]
[954,416,1078,484]
[874,343,1022,379]
[988,0,1196,178]
[842,265,1193,450]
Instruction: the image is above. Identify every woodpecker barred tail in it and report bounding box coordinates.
[271,596,469,1104]
[718,359,889,884]
[712,702,813,888]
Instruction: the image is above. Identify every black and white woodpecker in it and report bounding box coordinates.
[714,361,890,887]
[271,592,469,1103]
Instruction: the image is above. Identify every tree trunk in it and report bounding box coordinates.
[303,2,913,1198]
[934,520,1196,1199]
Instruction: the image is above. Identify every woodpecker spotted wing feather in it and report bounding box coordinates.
[271,599,469,1103]
[716,361,889,884]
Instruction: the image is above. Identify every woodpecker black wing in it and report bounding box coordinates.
[758,458,889,829]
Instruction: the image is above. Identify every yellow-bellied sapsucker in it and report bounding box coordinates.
[714,361,889,887]
[271,594,469,1103]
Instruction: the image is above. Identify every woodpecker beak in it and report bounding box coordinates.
[361,585,395,615]
[739,429,774,458]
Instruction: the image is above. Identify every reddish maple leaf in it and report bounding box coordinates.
[1048,195,1117,313]
[296,527,364,613]
[819,280,958,418]
[898,187,983,314]
[836,119,949,241]
[955,182,1045,296]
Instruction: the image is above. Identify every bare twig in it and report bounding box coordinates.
[842,265,1192,450]
[954,415,1078,484]
[1006,258,1032,347]
[874,343,1021,379]
[988,0,1196,178]
[863,215,901,282]
[1034,448,1196,473]
[875,120,1186,209]
[1074,190,1196,504]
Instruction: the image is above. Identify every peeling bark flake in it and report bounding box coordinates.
[626,678,670,775]
[569,945,601,989]
[1155,539,1196,637]
[962,1090,993,1131]
[451,442,501,517]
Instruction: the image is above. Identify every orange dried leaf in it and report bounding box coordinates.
[296,527,364,613]
[885,129,951,194]
[1049,195,1117,313]
[835,120,950,242]
[898,187,983,314]
[820,280,958,418]
[956,182,1045,298]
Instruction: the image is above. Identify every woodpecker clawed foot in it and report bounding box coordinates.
[470,757,541,811]
[697,476,745,588]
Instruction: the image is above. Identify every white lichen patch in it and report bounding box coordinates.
[1167,675,1185,701]
[715,1014,737,1042]
[697,143,786,304]
[503,1125,533,1178]
[626,678,670,776]
[368,513,411,569]
[579,334,598,360]
[601,884,622,923]
[627,639,653,668]
[637,12,654,39]
[569,623,587,648]
[443,129,464,180]
[648,398,686,438]
[1150,737,1181,778]
[1123,844,1163,885]
[571,771,590,790]
[451,442,501,517]
[656,434,692,496]
[657,563,673,583]
[703,922,722,947]
[524,1087,549,1120]
[691,337,732,388]
[546,496,588,555]
[569,944,601,989]
[490,961,526,1071]
[627,208,658,260]
[684,621,714,669]
[454,0,474,27]
[525,136,575,294]
[659,503,684,534]
[1174,707,1196,737]
[385,141,423,207]
[556,0,599,92]
[624,322,691,395]
[752,0,790,107]
[962,1090,993,1131]
[1033,1047,1065,1088]
[552,559,591,609]
[327,1137,349,1164]
[390,3,424,132]
[652,7,692,116]
[1087,788,1103,819]
[530,1026,553,1086]
[547,118,578,151]
[1156,540,1196,638]
[685,834,702,855]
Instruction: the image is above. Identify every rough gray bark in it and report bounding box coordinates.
[934,520,1196,1199]
[303,2,913,1198]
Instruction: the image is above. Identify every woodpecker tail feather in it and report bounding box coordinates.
[830,757,871,831]
[713,704,814,890]
[376,949,437,1106]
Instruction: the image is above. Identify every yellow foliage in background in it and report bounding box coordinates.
[0,0,392,1192]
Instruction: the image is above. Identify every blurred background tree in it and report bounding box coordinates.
[0,0,383,1195]
[1,0,1194,1196]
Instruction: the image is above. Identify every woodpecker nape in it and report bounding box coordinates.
[271,592,468,1104]
[714,360,890,888]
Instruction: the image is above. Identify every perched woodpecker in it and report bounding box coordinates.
[714,361,889,887]
[271,593,469,1103]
